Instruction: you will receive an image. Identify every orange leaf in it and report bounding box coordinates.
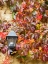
[29,39,35,44]
[18,35,24,42]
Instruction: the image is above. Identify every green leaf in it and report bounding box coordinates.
[12,12,15,19]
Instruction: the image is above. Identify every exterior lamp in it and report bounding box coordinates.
[6,30,18,54]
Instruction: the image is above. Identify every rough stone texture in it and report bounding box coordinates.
[0,52,5,64]
[0,6,12,22]
[0,52,20,64]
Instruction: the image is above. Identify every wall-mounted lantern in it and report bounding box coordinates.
[6,30,18,55]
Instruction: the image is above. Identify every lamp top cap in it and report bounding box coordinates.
[7,30,18,37]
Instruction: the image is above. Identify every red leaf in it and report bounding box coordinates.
[24,39,28,43]
[0,32,3,38]
[36,14,42,20]
[21,1,27,9]
[0,32,7,39]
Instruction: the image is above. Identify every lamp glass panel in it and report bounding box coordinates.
[7,37,16,44]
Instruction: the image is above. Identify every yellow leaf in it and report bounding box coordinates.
[39,47,42,51]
